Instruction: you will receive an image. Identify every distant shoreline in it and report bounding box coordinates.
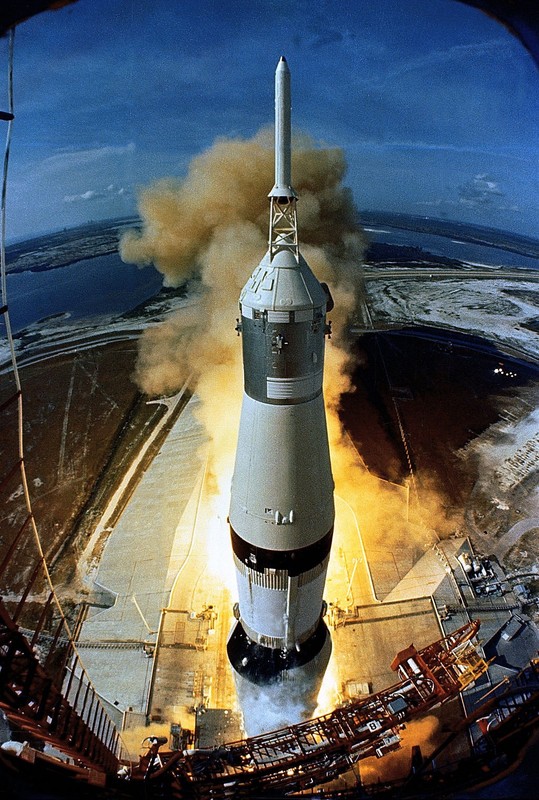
[4,217,139,276]
[6,213,539,278]
[360,210,539,260]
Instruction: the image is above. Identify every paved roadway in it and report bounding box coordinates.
[492,517,539,560]
[148,455,238,729]
[363,267,539,282]
[76,393,209,728]
[78,383,192,583]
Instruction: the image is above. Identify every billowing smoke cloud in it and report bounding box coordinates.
[238,682,319,738]
[120,129,367,565]
[120,128,364,396]
[120,130,364,407]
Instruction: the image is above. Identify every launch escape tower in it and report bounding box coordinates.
[227,58,335,724]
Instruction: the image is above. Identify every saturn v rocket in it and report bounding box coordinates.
[227,57,334,727]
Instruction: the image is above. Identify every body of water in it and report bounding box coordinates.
[6,253,163,333]
[364,224,539,270]
[4,222,538,335]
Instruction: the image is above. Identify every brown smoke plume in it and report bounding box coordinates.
[120,128,365,394]
[120,129,457,551]
[120,129,368,515]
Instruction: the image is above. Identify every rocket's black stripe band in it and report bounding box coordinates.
[227,618,330,682]
[229,526,333,576]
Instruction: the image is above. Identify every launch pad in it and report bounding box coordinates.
[69,383,530,774]
[2,314,537,795]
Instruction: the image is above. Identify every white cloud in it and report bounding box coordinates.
[458,173,505,208]
[345,139,517,158]
[44,142,136,173]
[63,184,129,204]
[415,173,521,218]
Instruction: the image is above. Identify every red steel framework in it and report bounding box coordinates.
[0,598,120,775]
[134,620,487,798]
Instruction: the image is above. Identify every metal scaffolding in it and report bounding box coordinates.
[135,621,487,798]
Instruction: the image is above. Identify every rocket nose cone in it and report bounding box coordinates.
[276,56,289,71]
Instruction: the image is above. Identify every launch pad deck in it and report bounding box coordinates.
[72,391,532,779]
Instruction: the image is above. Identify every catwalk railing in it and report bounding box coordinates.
[0,599,120,772]
[0,28,121,777]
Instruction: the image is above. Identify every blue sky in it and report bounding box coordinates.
[2,0,538,241]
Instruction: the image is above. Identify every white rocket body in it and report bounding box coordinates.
[227,58,334,726]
